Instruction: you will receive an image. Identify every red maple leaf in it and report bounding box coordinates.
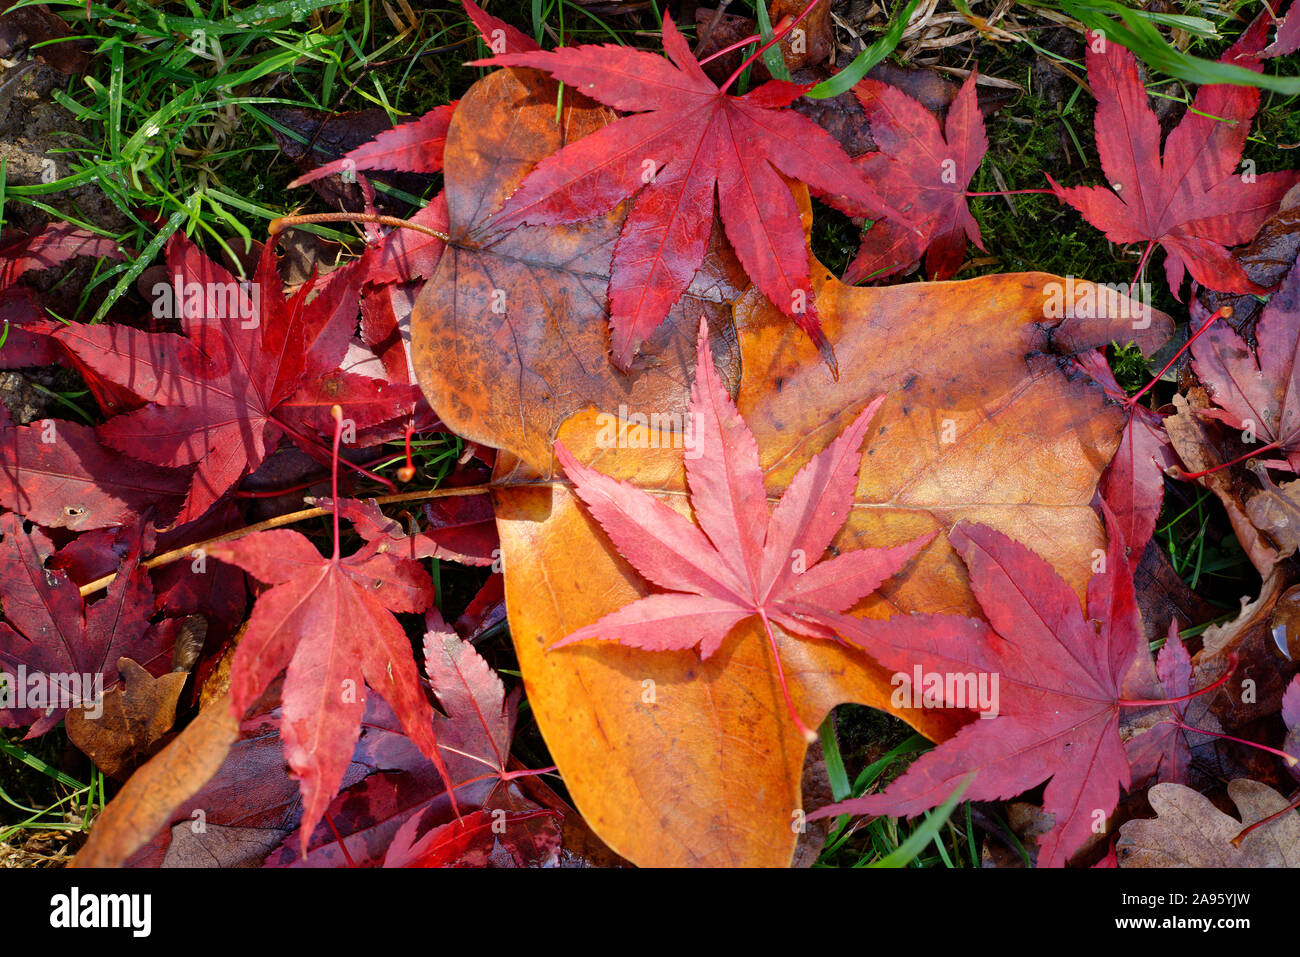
[1074,348,1174,568]
[1123,625,1216,786]
[381,612,560,867]
[55,233,421,525]
[1191,261,1300,472]
[287,1,540,290]
[472,13,906,370]
[205,495,455,851]
[845,70,988,283]
[818,515,1142,867]
[461,0,538,55]
[287,104,455,190]
[0,514,158,736]
[264,610,560,867]
[1048,22,1299,297]
[551,318,930,741]
[0,417,189,530]
[327,494,498,566]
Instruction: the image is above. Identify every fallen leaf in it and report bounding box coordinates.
[1074,347,1174,569]
[1117,779,1300,866]
[0,418,189,530]
[551,318,930,742]
[0,515,159,736]
[1164,389,1280,575]
[57,233,418,525]
[1123,626,1220,786]
[487,229,1170,866]
[471,13,902,367]
[1049,24,1299,296]
[204,520,450,851]
[410,65,746,473]
[65,657,188,779]
[846,70,987,282]
[817,517,1141,868]
[71,689,241,868]
[1191,260,1300,473]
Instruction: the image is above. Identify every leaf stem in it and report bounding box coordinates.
[1231,790,1300,847]
[1130,239,1156,296]
[330,405,343,562]
[1171,436,1288,481]
[758,609,818,744]
[1126,305,1231,409]
[1117,653,1236,707]
[697,31,766,67]
[719,0,822,93]
[1170,720,1299,767]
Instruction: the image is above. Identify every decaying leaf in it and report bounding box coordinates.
[1117,779,1300,867]
[65,657,188,779]
[410,65,745,473]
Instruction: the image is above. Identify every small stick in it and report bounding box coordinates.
[269,212,450,243]
[78,483,516,598]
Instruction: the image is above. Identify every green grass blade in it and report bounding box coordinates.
[867,773,974,868]
[806,0,920,99]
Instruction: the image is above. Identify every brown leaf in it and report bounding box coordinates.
[1245,466,1300,558]
[490,242,1170,866]
[409,47,1173,869]
[1165,389,1280,574]
[65,658,188,780]
[1117,779,1300,867]
[409,67,744,474]
[71,690,240,868]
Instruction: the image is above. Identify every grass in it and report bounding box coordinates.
[0,730,103,864]
[0,0,1295,867]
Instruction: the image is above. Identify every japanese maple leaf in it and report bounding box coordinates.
[1123,625,1216,786]
[205,516,454,852]
[845,70,987,283]
[461,0,538,56]
[551,318,931,740]
[0,417,189,530]
[56,233,421,525]
[326,495,498,566]
[290,102,455,287]
[1191,259,1300,472]
[816,515,1142,867]
[471,13,906,370]
[1049,23,1299,297]
[287,1,539,290]
[1074,348,1174,568]
[266,610,559,867]
[0,514,155,736]
[286,104,455,190]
